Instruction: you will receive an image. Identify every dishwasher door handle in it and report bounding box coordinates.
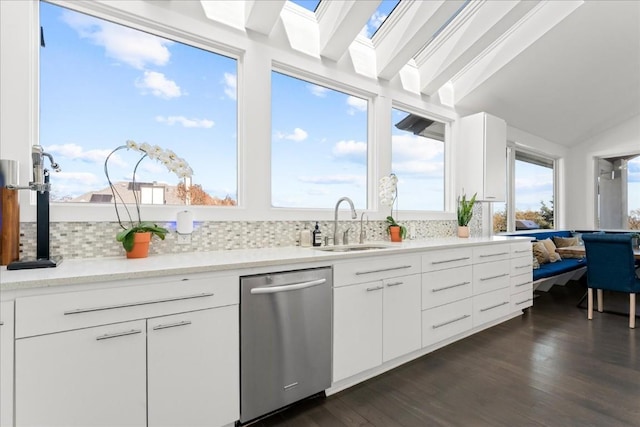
[250,278,327,294]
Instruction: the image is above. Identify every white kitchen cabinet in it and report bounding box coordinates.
[13,273,240,427]
[0,301,14,427]
[458,112,507,201]
[147,306,239,427]
[333,281,383,382]
[382,274,421,362]
[422,297,473,347]
[510,242,534,311]
[15,320,147,427]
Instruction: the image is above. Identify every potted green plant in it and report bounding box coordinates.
[105,140,193,258]
[379,173,407,242]
[457,192,477,238]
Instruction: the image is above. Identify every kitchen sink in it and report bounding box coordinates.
[313,244,393,252]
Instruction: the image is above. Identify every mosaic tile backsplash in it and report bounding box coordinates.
[18,204,483,260]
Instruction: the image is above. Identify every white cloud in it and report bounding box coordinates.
[346,96,367,115]
[308,84,329,97]
[136,71,182,99]
[392,160,444,176]
[62,10,172,70]
[275,128,308,142]
[46,143,125,167]
[298,174,364,185]
[155,115,214,128]
[332,140,367,161]
[223,73,237,100]
[391,134,444,161]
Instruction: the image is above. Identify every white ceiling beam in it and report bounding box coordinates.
[317,0,380,62]
[200,1,245,31]
[374,0,466,81]
[244,0,286,36]
[450,0,584,104]
[417,0,541,96]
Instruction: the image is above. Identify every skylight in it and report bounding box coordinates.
[364,0,400,39]
[289,0,321,13]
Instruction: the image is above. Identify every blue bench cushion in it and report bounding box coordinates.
[533,257,587,281]
[518,230,573,241]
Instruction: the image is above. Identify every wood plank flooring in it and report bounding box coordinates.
[253,280,640,426]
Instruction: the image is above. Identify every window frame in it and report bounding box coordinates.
[269,67,372,211]
[495,143,558,233]
[32,0,244,223]
[390,101,454,220]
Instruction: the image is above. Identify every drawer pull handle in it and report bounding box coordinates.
[514,249,531,254]
[64,293,214,315]
[516,281,533,287]
[356,265,412,275]
[431,257,470,265]
[516,298,533,306]
[284,382,299,391]
[366,285,384,292]
[480,273,509,281]
[480,301,509,312]
[515,264,531,269]
[0,321,3,326]
[432,314,470,329]
[386,281,403,287]
[152,320,192,331]
[432,281,470,292]
[96,329,142,341]
[479,252,509,258]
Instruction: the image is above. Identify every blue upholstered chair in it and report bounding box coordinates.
[582,233,640,328]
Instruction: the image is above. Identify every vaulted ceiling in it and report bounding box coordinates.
[199,0,640,147]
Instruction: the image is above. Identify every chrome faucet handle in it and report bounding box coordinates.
[343,227,351,246]
[359,212,368,244]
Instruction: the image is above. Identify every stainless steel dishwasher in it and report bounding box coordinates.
[240,267,332,424]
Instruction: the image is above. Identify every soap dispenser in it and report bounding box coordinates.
[312,222,322,247]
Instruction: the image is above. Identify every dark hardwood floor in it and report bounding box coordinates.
[253,280,640,426]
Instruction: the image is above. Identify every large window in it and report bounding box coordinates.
[493,149,555,233]
[391,108,445,211]
[596,154,640,230]
[271,72,368,209]
[40,2,238,206]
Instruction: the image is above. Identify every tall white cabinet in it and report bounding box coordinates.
[458,112,507,201]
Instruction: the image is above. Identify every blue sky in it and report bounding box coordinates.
[40,2,238,201]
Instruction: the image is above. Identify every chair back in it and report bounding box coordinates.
[582,233,640,292]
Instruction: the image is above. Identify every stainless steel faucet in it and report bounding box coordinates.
[333,197,357,245]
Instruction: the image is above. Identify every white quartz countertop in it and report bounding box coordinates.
[0,236,530,291]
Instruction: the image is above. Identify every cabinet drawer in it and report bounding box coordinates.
[510,257,533,276]
[421,248,472,272]
[511,289,534,311]
[511,241,532,258]
[422,266,472,309]
[16,275,238,338]
[473,288,511,327]
[333,254,421,287]
[473,260,510,295]
[511,272,533,294]
[473,244,510,263]
[422,298,472,348]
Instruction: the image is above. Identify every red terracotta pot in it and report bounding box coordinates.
[126,231,151,259]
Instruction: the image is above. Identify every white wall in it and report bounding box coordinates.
[565,114,640,229]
